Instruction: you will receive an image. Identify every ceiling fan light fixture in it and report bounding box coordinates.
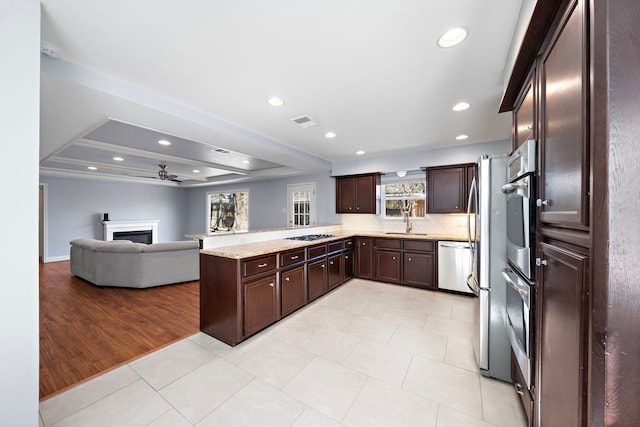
[396,170,407,178]
[437,27,468,48]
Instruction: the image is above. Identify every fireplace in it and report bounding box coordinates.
[103,220,159,243]
[113,230,153,244]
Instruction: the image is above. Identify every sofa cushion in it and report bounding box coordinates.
[97,242,146,253]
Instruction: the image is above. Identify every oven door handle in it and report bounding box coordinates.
[501,182,528,194]
[502,268,530,302]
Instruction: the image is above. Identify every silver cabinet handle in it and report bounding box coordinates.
[269,282,274,288]
[330,261,334,265]
[502,182,528,194]
[285,277,290,282]
[439,243,471,249]
[321,264,325,268]
[536,258,548,267]
[258,263,268,268]
[345,256,349,260]
[524,124,533,131]
[408,257,412,261]
[536,199,551,207]
[392,256,396,260]
[290,255,299,260]
[514,382,524,396]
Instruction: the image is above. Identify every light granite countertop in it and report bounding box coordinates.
[200,230,467,259]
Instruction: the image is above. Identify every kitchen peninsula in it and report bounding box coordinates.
[199,229,466,346]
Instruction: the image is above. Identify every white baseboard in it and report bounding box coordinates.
[44,255,70,263]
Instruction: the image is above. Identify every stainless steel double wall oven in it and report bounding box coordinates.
[502,139,536,390]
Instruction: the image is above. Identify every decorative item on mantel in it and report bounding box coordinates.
[103,213,109,222]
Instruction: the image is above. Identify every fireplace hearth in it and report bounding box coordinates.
[103,220,159,243]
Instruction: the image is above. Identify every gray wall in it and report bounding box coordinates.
[41,176,190,259]
[184,172,339,234]
[1,1,40,425]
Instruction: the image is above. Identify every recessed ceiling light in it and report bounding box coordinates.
[325,132,337,139]
[242,160,251,164]
[158,139,171,146]
[267,97,285,107]
[113,156,124,161]
[356,150,365,155]
[438,27,468,48]
[87,166,97,170]
[456,134,469,140]
[452,102,470,111]
[193,169,200,173]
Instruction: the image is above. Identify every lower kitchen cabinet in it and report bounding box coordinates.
[243,274,278,337]
[281,265,306,317]
[343,249,354,280]
[328,253,342,289]
[375,250,401,283]
[307,258,328,301]
[403,252,435,289]
[355,237,374,279]
[537,240,588,427]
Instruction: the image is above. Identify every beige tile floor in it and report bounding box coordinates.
[39,279,527,427]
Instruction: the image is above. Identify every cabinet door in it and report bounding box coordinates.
[336,177,355,213]
[403,252,435,289]
[514,73,535,151]
[308,259,328,301]
[281,266,306,317]
[375,250,401,283]
[427,167,466,213]
[354,175,375,213]
[355,238,374,279]
[343,249,354,280]
[327,253,342,290]
[539,0,589,229]
[537,241,588,427]
[243,275,278,337]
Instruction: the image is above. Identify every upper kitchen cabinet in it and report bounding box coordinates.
[335,173,380,214]
[513,68,536,152]
[425,163,475,214]
[538,0,589,230]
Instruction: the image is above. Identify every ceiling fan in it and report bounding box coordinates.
[156,164,181,182]
[127,164,181,182]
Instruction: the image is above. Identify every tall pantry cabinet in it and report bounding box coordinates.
[501,0,640,425]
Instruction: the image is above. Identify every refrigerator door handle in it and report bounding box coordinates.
[466,177,477,254]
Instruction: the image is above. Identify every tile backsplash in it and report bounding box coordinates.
[339,213,469,236]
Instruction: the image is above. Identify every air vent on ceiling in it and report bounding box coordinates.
[212,147,231,154]
[290,115,318,129]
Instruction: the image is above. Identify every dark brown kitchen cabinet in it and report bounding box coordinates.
[513,70,536,152]
[537,241,588,427]
[426,163,475,214]
[343,249,354,280]
[355,237,374,279]
[375,250,401,283]
[403,252,435,290]
[281,266,306,317]
[307,258,328,301]
[327,253,342,290]
[538,0,589,230]
[243,274,278,337]
[335,173,380,214]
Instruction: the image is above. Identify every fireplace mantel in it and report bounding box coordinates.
[103,220,159,243]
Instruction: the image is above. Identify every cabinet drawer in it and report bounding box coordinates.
[281,249,305,267]
[242,255,277,278]
[376,238,402,249]
[342,238,354,249]
[328,241,342,253]
[308,244,327,259]
[404,240,434,252]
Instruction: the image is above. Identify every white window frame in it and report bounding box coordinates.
[287,182,316,227]
[380,174,426,219]
[206,189,249,232]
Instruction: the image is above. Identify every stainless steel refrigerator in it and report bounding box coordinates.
[466,153,511,382]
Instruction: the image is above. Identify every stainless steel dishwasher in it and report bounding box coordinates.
[437,241,472,294]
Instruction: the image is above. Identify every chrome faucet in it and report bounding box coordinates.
[403,207,412,233]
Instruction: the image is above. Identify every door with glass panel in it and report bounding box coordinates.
[288,183,316,227]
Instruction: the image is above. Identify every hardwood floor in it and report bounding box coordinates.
[39,261,199,400]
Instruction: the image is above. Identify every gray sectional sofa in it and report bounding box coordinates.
[70,238,200,288]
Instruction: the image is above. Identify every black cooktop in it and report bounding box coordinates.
[286,234,335,241]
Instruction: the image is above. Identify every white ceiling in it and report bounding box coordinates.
[39,0,524,187]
